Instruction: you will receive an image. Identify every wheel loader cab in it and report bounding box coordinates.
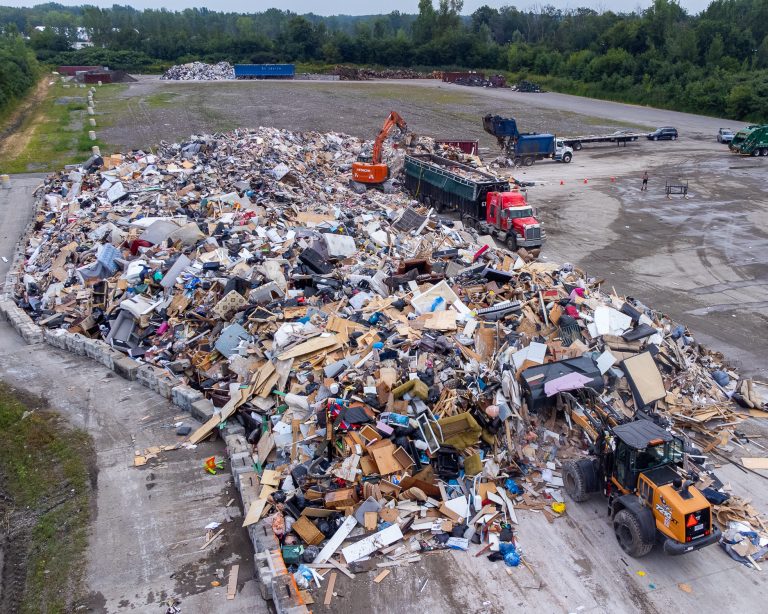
[612,426,684,494]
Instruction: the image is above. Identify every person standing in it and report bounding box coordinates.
[641,171,649,191]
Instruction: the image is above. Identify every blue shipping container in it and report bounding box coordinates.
[515,134,555,156]
[234,64,295,79]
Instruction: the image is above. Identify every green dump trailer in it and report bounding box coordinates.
[402,153,510,213]
[729,125,768,156]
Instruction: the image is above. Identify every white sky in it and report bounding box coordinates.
[0,1,714,16]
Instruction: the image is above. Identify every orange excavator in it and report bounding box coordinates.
[352,111,408,185]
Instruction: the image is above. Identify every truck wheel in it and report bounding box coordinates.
[523,156,534,166]
[614,510,654,558]
[513,156,522,167]
[672,135,677,140]
[573,142,582,151]
[505,235,517,251]
[563,460,594,502]
[562,152,572,163]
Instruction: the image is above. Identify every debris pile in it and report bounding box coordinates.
[161,61,235,81]
[12,126,768,603]
[333,66,433,80]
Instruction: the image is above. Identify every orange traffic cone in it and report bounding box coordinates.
[611,177,616,182]
[560,180,564,185]
[583,178,588,184]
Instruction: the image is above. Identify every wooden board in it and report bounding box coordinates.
[226,564,239,600]
[374,569,391,583]
[324,572,337,606]
[277,335,339,360]
[242,499,268,527]
[741,457,768,470]
[313,515,357,564]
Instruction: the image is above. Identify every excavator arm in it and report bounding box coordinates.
[352,111,407,185]
[370,111,407,164]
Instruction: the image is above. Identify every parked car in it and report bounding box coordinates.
[647,127,678,141]
[717,128,734,143]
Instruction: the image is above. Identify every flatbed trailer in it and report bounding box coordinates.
[562,133,646,150]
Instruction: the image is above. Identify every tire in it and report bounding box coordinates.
[573,141,583,151]
[513,156,522,167]
[672,135,677,140]
[523,156,534,166]
[562,152,572,163]
[653,136,658,141]
[505,234,517,251]
[563,460,593,502]
[614,509,654,558]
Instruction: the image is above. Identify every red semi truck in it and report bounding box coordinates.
[403,153,543,250]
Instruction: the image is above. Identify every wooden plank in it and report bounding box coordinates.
[341,524,403,563]
[313,515,357,564]
[278,335,338,360]
[226,564,239,600]
[327,557,355,579]
[373,569,391,583]
[741,457,768,470]
[189,384,243,444]
[324,572,337,606]
[199,528,225,550]
[242,499,268,527]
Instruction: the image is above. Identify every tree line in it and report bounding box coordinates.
[0,33,39,122]
[0,1,767,122]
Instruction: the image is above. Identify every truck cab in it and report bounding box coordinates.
[553,139,573,162]
[483,191,544,250]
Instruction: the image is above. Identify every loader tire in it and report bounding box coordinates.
[563,460,593,502]
[614,509,654,558]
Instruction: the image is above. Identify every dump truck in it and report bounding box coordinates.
[403,153,544,250]
[483,114,572,165]
[729,125,768,156]
[561,391,720,558]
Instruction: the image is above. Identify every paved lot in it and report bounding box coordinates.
[0,178,263,613]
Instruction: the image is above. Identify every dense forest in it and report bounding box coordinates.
[1,1,767,121]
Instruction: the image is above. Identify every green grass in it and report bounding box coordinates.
[0,82,125,174]
[0,383,94,613]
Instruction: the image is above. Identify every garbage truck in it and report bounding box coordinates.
[729,125,768,156]
[483,114,573,165]
[402,153,544,250]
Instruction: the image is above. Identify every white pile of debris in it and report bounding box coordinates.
[160,61,235,81]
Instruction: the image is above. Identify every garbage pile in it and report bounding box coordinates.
[333,66,433,80]
[512,80,542,93]
[161,61,235,80]
[12,126,768,601]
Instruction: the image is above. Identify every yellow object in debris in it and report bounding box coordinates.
[551,502,566,514]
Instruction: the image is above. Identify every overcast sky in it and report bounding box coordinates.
[0,0,714,16]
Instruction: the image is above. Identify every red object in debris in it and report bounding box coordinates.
[473,244,490,261]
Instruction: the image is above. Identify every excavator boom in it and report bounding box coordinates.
[352,111,407,185]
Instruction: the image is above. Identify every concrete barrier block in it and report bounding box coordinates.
[224,433,250,456]
[222,422,246,437]
[155,375,174,399]
[190,398,215,423]
[66,332,86,355]
[136,364,159,391]
[171,385,203,412]
[114,356,138,380]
